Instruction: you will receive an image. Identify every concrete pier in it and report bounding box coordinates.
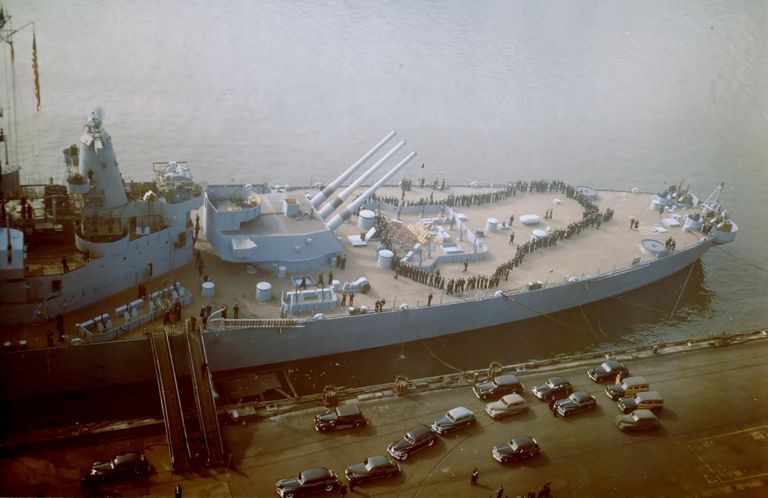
[1,329,767,497]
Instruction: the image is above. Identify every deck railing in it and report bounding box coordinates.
[207,318,305,331]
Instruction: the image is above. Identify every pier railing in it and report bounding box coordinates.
[206,318,305,331]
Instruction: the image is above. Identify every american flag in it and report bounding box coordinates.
[32,30,41,111]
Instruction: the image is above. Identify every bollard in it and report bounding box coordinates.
[394,375,409,396]
[488,361,503,379]
[323,385,338,406]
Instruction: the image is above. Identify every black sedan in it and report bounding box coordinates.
[276,467,340,497]
[344,455,401,485]
[492,435,541,463]
[81,451,151,488]
[554,391,597,417]
[531,376,573,401]
[472,374,525,400]
[387,425,438,460]
[587,360,630,383]
[314,404,368,432]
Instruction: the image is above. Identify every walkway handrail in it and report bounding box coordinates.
[207,318,305,331]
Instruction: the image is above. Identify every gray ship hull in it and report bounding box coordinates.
[0,237,711,399]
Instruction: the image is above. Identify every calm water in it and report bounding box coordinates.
[3,0,767,394]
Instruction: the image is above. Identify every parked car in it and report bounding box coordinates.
[554,391,597,417]
[492,435,541,463]
[531,376,573,401]
[473,374,525,400]
[387,425,438,460]
[485,393,529,419]
[344,455,401,486]
[615,409,660,432]
[587,360,630,383]
[618,391,664,414]
[275,467,340,497]
[81,451,151,488]
[314,404,367,432]
[604,376,650,401]
[431,406,476,435]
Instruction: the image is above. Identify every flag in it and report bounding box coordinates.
[32,30,41,111]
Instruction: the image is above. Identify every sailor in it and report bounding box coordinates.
[61,256,70,273]
[349,293,354,307]
[471,468,479,485]
[317,273,324,288]
[463,260,469,272]
[82,249,90,263]
[340,255,347,270]
[233,303,240,319]
[509,232,515,245]
[299,277,307,290]
[56,313,64,336]
[539,481,552,497]
[328,270,333,284]
[222,305,228,319]
[341,293,347,306]
[427,293,433,306]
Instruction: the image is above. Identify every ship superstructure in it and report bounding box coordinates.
[0,111,203,325]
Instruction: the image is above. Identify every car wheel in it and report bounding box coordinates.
[325,484,334,492]
[401,452,409,461]
[285,493,294,498]
[428,439,435,447]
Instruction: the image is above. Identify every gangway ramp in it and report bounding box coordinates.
[184,320,226,466]
[147,329,192,472]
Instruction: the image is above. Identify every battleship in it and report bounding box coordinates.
[0,107,738,400]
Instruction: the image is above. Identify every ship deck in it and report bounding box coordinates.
[2,184,703,349]
[221,192,329,236]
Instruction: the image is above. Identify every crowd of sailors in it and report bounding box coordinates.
[368,179,602,211]
[370,179,616,296]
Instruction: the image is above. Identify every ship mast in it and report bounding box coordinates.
[0,3,40,202]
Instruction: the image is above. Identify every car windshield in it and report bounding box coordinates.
[548,377,563,387]
[501,398,512,406]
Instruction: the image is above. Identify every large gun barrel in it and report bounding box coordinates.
[327,151,417,231]
[310,131,396,208]
[317,140,406,220]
